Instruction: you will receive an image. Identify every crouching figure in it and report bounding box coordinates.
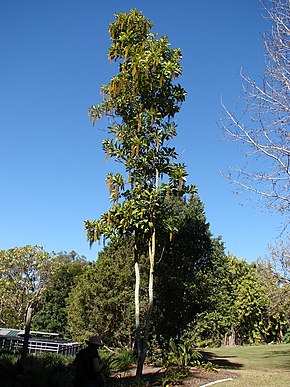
[73,335,106,387]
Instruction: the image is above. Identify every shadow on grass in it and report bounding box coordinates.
[200,350,244,370]
[262,349,290,371]
[263,350,290,358]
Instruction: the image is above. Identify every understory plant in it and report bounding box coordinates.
[166,338,201,367]
[161,366,190,386]
[108,348,137,373]
[283,329,290,343]
[0,352,74,387]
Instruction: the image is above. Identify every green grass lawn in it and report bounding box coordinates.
[200,344,290,386]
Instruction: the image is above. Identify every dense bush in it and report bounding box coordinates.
[0,352,74,387]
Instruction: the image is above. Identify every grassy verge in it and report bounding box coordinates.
[200,343,290,386]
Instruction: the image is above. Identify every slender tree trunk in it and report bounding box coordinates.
[279,322,283,343]
[21,306,33,362]
[136,168,159,378]
[136,231,155,378]
[135,260,142,375]
[228,326,236,346]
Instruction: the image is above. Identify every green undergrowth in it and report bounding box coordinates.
[0,341,217,387]
[0,351,74,387]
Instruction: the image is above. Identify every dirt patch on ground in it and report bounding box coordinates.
[182,367,238,386]
[109,365,239,386]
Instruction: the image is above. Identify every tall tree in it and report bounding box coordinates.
[66,239,137,346]
[32,251,86,338]
[152,193,224,341]
[0,245,55,359]
[190,255,290,346]
[84,9,191,376]
[234,267,268,344]
[268,236,290,283]
[221,0,290,216]
[0,245,54,328]
[256,261,290,342]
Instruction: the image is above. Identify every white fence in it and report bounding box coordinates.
[0,335,80,356]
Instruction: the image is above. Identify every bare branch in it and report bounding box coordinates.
[268,234,290,283]
[222,0,290,218]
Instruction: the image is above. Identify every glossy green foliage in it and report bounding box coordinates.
[108,348,137,372]
[166,338,201,367]
[161,365,190,386]
[85,9,191,246]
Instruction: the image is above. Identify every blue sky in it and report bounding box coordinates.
[0,0,284,261]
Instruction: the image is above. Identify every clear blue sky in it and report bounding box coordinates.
[0,0,284,261]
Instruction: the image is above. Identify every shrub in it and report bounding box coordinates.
[283,329,290,344]
[109,348,136,372]
[166,338,201,367]
[0,352,74,387]
[161,365,190,386]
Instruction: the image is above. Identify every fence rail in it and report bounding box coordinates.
[0,336,80,356]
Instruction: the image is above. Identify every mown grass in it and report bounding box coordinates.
[201,343,290,386]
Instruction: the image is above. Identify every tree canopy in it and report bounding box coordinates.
[32,251,87,338]
[0,245,54,328]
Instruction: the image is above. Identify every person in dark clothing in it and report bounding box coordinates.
[73,335,105,387]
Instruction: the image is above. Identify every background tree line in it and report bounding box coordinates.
[1,191,289,350]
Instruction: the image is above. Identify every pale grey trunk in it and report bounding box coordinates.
[224,326,236,346]
[136,231,155,378]
[135,260,141,367]
[136,167,158,378]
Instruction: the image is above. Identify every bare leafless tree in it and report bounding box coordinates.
[268,236,290,282]
[221,0,290,216]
